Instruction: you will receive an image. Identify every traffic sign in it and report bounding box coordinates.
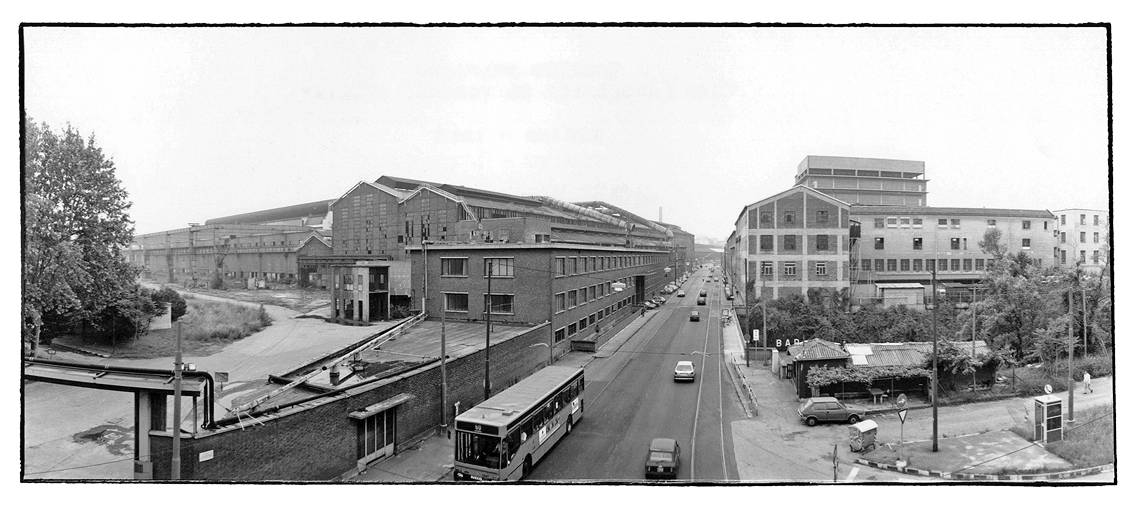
[897,408,908,423]
[896,393,908,409]
[1044,384,1053,394]
[752,329,760,342]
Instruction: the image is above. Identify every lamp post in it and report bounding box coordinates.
[440,295,448,433]
[930,264,939,452]
[171,321,183,479]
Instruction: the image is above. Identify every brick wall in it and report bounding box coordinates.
[149,323,552,481]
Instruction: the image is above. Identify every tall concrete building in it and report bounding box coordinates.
[794,155,928,207]
[1054,208,1108,273]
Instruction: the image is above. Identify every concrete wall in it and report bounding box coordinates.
[149,323,552,481]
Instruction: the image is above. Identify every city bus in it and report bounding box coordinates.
[453,366,585,481]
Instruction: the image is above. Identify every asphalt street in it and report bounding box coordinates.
[530,268,743,482]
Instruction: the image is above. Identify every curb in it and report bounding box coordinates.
[854,458,1114,481]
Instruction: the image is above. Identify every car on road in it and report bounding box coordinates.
[677,290,685,297]
[673,360,695,382]
[644,438,681,479]
[725,292,734,301]
[697,296,707,305]
[699,289,707,297]
[642,300,658,309]
[797,397,866,426]
[689,310,700,322]
[652,296,666,305]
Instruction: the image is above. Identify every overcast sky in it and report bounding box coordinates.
[23,26,1109,242]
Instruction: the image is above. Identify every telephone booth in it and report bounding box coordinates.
[1033,394,1063,443]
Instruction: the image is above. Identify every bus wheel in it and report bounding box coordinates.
[522,456,533,479]
[566,416,573,434]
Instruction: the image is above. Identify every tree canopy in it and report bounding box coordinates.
[23,119,145,352]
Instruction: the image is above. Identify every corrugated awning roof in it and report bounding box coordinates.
[875,283,925,289]
[788,339,850,361]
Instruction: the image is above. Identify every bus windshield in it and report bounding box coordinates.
[456,431,506,469]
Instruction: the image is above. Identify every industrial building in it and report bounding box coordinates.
[725,155,1062,308]
[1054,208,1109,273]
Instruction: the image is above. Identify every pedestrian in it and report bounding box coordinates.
[595,324,600,335]
[1083,371,1093,394]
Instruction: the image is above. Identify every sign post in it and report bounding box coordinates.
[896,394,909,454]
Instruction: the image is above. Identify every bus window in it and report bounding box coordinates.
[456,431,505,470]
[505,429,521,463]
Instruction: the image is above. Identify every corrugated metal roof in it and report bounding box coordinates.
[788,338,850,361]
[847,340,991,368]
[875,283,925,289]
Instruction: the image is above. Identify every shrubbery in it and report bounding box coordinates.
[179,300,272,341]
[150,287,187,322]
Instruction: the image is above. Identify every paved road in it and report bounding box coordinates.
[530,268,742,482]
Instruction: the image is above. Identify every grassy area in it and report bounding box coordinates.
[53,298,271,358]
[182,287,329,313]
[1045,404,1115,468]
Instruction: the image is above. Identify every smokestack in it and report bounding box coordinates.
[659,206,663,222]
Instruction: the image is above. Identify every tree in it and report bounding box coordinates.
[23,119,140,353]
[978,228,1006,257]
[151,287,188,322]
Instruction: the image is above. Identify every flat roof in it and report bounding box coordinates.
[24,362,206,395]
[455,366,583,428]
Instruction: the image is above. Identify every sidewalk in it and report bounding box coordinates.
[351,309,664,482]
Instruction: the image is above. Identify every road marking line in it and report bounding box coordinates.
[845,466,859,482]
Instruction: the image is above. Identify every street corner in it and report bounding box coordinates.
[855,429,1073,480]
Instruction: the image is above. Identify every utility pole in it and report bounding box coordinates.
[547,253,555,366]
[172,321,183,479]
[930,267,939,452]
[1082,284,1088,356]
[421,239,429,314]
[1068,288,1075,422]
[971,287,977,390]
[484,259,492,400]
[440,297,448,434]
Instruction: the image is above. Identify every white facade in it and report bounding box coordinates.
[1054,208,1108,273]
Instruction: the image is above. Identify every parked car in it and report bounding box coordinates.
[652,296,666,305]
[689,310,700,322]
[797,397,866,426]
[673,360,695,382]
[645,438,681,479]
[677,290,686,297]
[725,293,734,301]
[642,301,658,309]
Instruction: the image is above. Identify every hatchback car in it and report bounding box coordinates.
[689,310,700,322]
[797,397,866,426]
[677,290,686,297]
[645,438,681,479]
[697,296,707,306]
[699,290,707,297]
[673,360,695,382]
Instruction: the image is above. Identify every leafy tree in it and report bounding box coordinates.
[978,228,1006,257]
[23,119,139,353]
[151,287,188,322]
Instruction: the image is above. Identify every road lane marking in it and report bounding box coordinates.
[845,466,859,482]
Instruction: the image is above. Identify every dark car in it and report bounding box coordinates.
[699,290,707,297]
[645,438,681,479]
[797,397,866,426]
[689,310,700,322]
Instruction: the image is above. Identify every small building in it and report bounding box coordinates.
[873,282,926,310]
[785,339,850,398]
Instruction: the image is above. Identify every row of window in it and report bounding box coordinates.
[334,272,388,291]
[554,254,659,277]
[554,277,628,313]
[751,261,830,277]
[553,297,637,343]
[855,258,995,273]
[1058,249,1102,265]
[872,237,1033,250]
[439,257,515,277]
[1057,231,1100,244]
[871,217,1051,231]
[747,234,836,254]
[746,208,832,228]
[1060,213,1101,226]
[442,292,515,314]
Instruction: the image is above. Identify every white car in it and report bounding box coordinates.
[673,361,695,382]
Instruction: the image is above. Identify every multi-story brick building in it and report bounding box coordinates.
[724,186,852,303]
[410,243,670,360]
[1054,208,1109,273]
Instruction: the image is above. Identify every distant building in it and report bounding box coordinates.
[794,155,928,207]
[1054,208,1108,273]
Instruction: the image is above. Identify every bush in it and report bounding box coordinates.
[180,299,272,341]
[1000,365,1069,396]
[151,287,188,322]
[389,305,413,320]
[1070,353,1113,380]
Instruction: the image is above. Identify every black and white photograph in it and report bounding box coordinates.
[11,3,1132,497]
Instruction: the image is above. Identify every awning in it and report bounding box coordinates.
[348,393,415,420]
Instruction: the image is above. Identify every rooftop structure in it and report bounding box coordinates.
[795,155,928,207]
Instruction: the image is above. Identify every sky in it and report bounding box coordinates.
[23,26,1109,243]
